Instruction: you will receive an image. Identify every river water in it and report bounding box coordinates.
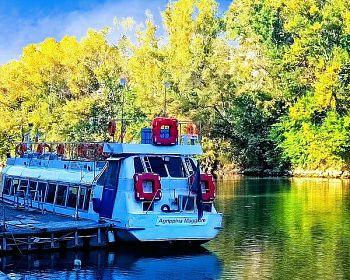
[2,177,350,279]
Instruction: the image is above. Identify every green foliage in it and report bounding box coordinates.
[227,0,350,170]
[1,0,350,171]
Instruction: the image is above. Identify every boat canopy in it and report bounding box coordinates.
[103,143,203,156]
[3,165,97,185]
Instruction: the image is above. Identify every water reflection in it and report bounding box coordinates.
[0,247,222,280]
[3,177,350,279]
[206,177,350,280]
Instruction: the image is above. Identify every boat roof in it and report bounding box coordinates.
[3,158,105,185]
[3,164,97,185]
[103,143,203,156]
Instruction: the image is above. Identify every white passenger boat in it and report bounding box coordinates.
[0,118,223,244]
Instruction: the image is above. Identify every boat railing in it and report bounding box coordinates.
[105,118,202,145]
[178,121,202,145]
[15,142,108,161]
[146,188,163,214]
[145,187,197,214]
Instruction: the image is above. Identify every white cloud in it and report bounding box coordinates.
[0,0,168,65]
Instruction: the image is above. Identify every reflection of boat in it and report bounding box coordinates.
[0,248,222,280]
[1,118,222,245]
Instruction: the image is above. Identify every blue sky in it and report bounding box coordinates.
[0,0,232,65]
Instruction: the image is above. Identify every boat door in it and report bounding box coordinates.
[99,159,121,218]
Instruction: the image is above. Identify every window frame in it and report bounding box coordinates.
[11,178,20,196]
[137,155,194,178]
[2,176,12,195]
[35,181,48,202]
[164,156,187,178]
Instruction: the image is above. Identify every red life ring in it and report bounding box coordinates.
[88,143,99,159]
[107,120,117,137]
[152,117,178,146]
[134,173,162,201]
[97,144,110,159]
[15,143,27,156]
[186,123,199,135]
[97,144,103,156]
[56,143,65,156]
[77,144,87,158]
[36,143,52,154]
[189,174,216,202]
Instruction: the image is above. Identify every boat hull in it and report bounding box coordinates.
[112,212,223,244]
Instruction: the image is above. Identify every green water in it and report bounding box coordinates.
[2,177,350,279]
[207,177,350,280]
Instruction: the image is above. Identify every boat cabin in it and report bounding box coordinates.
[1,118,222,243]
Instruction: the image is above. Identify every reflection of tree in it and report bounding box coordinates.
[207,178,350,279]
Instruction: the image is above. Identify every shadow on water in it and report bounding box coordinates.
[0,246,223,280]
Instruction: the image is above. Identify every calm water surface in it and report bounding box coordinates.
[2,177,350,279]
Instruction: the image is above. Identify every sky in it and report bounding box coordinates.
[0,0,232,65]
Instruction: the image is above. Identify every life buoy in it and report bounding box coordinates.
[96,144,103,157]
[15,143,27,156]
[134,173,162,201]
[77,144,87,158]
[88,143,98,158]
[97,144,110,159]
[152,117,178,146]
[93,144,109,159]
[107,120,117,137]
[56,143,65,156]
[36,143,52,154]
[186,122,199,135]
[189,174,216,201]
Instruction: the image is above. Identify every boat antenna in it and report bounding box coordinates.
[27,123,33,151]
[163,81,171,117]
[120,78,127,143]
[21,125,24,142]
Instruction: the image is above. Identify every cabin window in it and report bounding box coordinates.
[105,161,119,186]
[165,157,187,178]
[17,179,28,196]
[28,181,38,199]
[78,187,91,211]
[78,187,85,209]
[56,185,68,206]
[189,158,196,170]
[84,188,92,210]
[67,186,78,208]
[11,179,19,196]
[105,161,119,187]
[134,157,144,173]
[147,157,168,177]
[46,183,57,204]
[2,177,12,195]
[36,182,47,202]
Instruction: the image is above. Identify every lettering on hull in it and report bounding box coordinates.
[156,216,207,226]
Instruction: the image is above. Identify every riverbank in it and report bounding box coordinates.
[215,163,350,179]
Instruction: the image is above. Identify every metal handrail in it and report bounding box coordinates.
[145,188,163,214]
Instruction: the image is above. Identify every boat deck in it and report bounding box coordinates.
[0,203,107,235]
[0,202,111,253]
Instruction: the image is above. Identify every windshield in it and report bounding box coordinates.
[165,157,187,178]
[134,156,193,178]
[148,157,168,177]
